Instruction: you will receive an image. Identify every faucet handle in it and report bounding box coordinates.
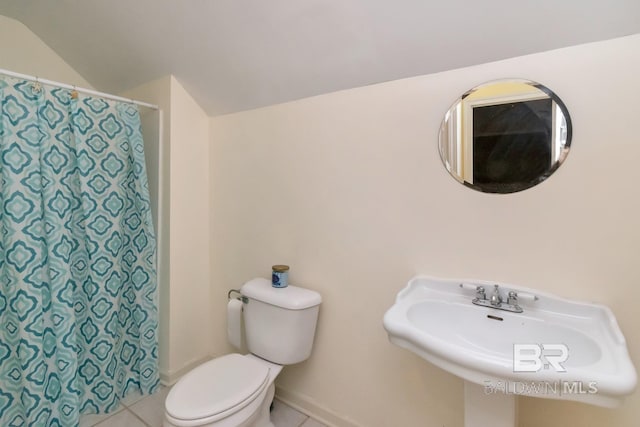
[507,291,518,305]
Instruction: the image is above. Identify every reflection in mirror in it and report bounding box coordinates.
[439,79,571,193]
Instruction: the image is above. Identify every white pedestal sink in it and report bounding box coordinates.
[383,276,637,427]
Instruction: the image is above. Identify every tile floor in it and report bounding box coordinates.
[79,386,327,427]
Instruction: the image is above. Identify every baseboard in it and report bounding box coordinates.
[159,354,217,385]
[275,386,361,427]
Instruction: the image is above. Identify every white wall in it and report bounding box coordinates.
[209,34,640,427]
[166,76,213,377]
[0,15,92,87]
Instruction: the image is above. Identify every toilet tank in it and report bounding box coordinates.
[240,278,321,365]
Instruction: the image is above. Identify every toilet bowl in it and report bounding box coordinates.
[163,278,321,427]
[164,354,282,427]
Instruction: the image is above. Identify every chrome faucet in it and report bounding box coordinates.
[461,283,537,314]
[490,284,502,307]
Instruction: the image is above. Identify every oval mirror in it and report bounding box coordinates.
[439,79,572,193]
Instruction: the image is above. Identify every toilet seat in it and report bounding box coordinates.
[165,354,270,424]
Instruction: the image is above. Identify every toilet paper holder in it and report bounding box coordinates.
[228,289,248,304]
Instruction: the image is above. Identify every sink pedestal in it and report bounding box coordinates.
[464,381,516,427]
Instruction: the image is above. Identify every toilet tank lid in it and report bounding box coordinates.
[241,278,322,310]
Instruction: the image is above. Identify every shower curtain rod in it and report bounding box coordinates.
[0,68,159,110]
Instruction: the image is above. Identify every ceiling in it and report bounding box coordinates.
[1,0,639,116]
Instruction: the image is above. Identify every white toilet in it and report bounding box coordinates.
[163,278,322,427]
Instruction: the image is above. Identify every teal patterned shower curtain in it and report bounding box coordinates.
[0,77,159,426]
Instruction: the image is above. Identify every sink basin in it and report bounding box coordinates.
[407,300,602,368]
[383,276,637,408]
